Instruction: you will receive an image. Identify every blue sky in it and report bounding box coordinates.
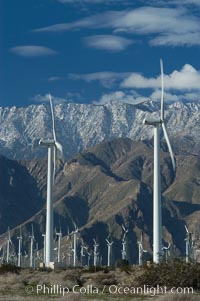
[1,0,200,107]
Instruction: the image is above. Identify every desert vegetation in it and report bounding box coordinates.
[0,261,199,300]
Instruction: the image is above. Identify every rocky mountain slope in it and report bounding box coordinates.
[0,137,200,264]
[0,100,199,160]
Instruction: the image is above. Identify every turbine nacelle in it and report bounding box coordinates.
[39,139,55,147]
[143,118,162,126]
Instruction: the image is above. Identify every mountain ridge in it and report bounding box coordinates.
[0,137,200,263]
[0,99,199,160]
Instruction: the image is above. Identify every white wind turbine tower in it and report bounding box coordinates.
[87,250,91,267]
[80,239,87,266]
[143,59,176,264]
[66,228,73,266]
[106,237,114,267]
[42,233,46,263]
[162,243,171,263]
[192,239,197,261]
[71,224,79,267]
[121,224,128,260]
[17,227,22,267]
[185,225,193,263]
[56,224,62,263]
[93,239,99,267]
[138,233,147,266]
[23,250,29,267]
[39,94,63,268]
[29,224,35,268]
[6,227,12,263]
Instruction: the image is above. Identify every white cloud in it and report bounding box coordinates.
[47,76,63,82]
[97,89,200,106]
[33,92,81,104]
[82,35,133,51]
[151,32,200,46]
[9,46,58,57]
[151,90,200,102]
[122,64,200,91]
[34,7,200,47]
[149,0,200,6]
[97,90,149,105]
[69,64,200,91]
[69,71,131,88]
[32,94,66,104]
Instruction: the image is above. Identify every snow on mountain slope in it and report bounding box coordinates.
[0,100,199,160]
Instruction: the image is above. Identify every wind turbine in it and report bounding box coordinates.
[56,224,62,263]
[71,224,79,267]
[29,224,35,268]
[143,59,176,264]
[80,239,87,266]
[39,94,63,268]
[138,232,147,266]
[93,239,99,267]
[42,233,46,263]
[185,225,193,263]
[0,246,2,263]
[162,243,171,263]
[34,242,38,268]
[121,224,128,260]
[6,227,12,263]
[66,229,73,266]
[17,227,22,267]
[24,250,29,267]
[87,250,92,267]
[106,237,114,267]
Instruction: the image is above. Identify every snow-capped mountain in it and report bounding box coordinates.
[0,100,199,160]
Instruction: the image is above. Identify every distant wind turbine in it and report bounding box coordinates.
[71,223,79,267]
[39,94,63,268]
[138,232,147,266]
[162,243,171,263]
[6,227,12,263]
[29,224,35,268]
[17,227,22,267]
[56,224,62,263]
[80,239,87,266]
[106,237,114,267]
[121,224,128,260]
[143,59,176,264]
[42,233,46,263]
[93,239,99,267]
[185,225,193,263]
[87,250,91,267]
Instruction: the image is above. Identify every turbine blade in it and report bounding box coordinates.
[32,224,34,238]
[49,94,56,141]
[55,141,63,158]
[162,123,176,171]
[160,59,164,121]
[185,225,189,233]
[122,224,126,232]
[53,146,56,184]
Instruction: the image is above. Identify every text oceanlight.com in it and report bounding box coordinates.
[31,284,194,297]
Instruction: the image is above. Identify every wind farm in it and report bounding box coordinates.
[0,77,200,283]
[1,1,200,299]
[0,103,200,301]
